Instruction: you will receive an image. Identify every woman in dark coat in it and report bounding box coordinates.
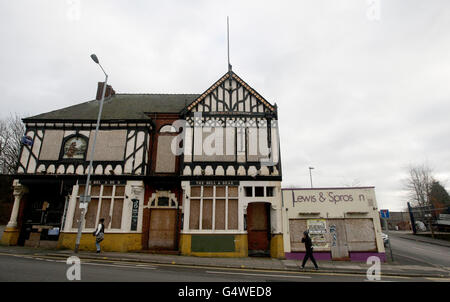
[301,230,319,269]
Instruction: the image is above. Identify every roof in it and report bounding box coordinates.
[24,93,199,122]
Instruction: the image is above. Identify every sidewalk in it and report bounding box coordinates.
[1,245,449,278]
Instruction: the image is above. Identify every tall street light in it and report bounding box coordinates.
[74,54,108,253]
[309,167,314,188]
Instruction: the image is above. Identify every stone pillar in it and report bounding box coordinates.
[1,180,28,246]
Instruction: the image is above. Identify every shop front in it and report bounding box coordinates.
[282,187,386,262]
[180,180,284,258]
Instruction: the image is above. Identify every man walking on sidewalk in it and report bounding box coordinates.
[301,230,319,270]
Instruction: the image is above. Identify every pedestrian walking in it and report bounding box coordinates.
[93,218,105,253]
[301,230,319,270]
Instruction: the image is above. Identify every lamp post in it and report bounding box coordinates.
[309,167,314,188]
[74,54,108,253]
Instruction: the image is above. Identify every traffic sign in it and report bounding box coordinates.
[380,209,390,219]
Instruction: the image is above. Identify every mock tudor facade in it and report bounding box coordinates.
[2,70,284,258]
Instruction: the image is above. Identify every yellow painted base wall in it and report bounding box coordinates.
[57,233,142,253]
[180,234,248,258]
[180,234,285,258]
[0,228,20,246]
[270,234,285,259]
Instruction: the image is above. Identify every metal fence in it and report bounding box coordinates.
[407,202,450,234]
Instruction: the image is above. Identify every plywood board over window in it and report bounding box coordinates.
[191,186,201,197]
[155,136,176,173]
[102,186,113,197]
[72,184,126,231]
[189,199,200,230]
[99,198,112,227]
[216,186,226,197]
[72,198,81,229]
[85,198,99,228]
[115,186,125,197]
[203,186,213,197]
[289,219,308,252]
[215,200,226,230]
[111,199,124,229]
[345,219,377,251]
[91,185,101,197]
[228,199,238,229]
[228,186,238,197]
[202,199,213,229]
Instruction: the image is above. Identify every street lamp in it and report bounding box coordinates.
[309,167,314,188]
[74,54,108,253]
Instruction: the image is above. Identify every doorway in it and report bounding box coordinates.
[247,202,271,256]
[148,208,177,250]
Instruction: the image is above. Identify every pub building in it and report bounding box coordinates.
[2,68,284,258]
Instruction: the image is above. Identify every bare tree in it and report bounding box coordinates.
[0,114,25,174]
[404,164,434,207]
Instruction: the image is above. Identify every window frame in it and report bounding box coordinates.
[75,184,126,231]
[59,134,89,161]
[189,185,239,231]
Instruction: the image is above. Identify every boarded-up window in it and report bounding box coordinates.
[85,198,99,228]
[202,199,213,229]
[216,186,226,197]
[86,130,126,161]
[345,219,376,251]
[115,186,125,197]
[99,198,111,227]
[215,200,226,230]
[111,199,123,229]
[228,199,238,229]
[228,186,238,197]
[188,185,240,231]
[103,186,113,196]
[289,219,308,252]
[189,199,200,229]
[72,198,81,228]
[203,186,213,197]
[78,185,86,196]
[191,186,201,197]
[73,184,126,231]
[91,185,101,197]
[155,135,176,173]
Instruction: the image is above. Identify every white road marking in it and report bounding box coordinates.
[426,277,450,282]
[82,262,156,270]
[206,271,311,279]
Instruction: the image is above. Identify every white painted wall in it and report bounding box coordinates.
[282,187,385,254]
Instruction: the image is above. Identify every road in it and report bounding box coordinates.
[386,231,450,269]
[0,253,446,283]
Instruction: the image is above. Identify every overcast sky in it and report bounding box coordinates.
[1,0,449,211]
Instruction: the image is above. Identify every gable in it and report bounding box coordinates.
[185,71,275,114]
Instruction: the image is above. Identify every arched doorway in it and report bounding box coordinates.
[148,191,178,250]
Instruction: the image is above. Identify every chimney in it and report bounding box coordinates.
[96,82,116,100]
